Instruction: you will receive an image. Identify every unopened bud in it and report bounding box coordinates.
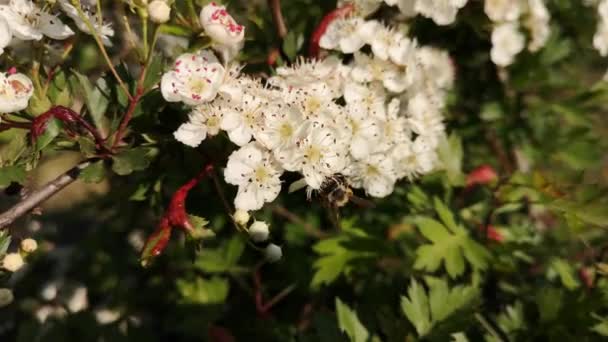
[233,210,250,226]
[20,238,38,253]
[264,243,282,263]
[2,253,24,272]
[248,221,269,242]
[0,288,13,307]
[149,0,171,24]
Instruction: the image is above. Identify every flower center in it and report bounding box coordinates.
[254,166,269,182]
[304,145,322,164]
[188,78,208,95]
[278,123,293,140]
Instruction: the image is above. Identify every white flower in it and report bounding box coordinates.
[378,98,410,151]
[0,71,34,113]
[148,0,171,24]
[288,82,343,122]
[35,305,67,323]
[95,308,121,325]
[233,209,250,226]
[389,33,418,67]
[161,50,225,106]
[524,0,551,52]
[174,103,223,147]
[350,52,411,93]
[393,139,438,178]
[490,22,525,66]
[271,56,349,97]
[220,93,269,146]
[319,17,368,53]
[346,153,397,197]
[416,46,455,91]
[2,253,24,272]
[407,93,444,136]
[414,0,468,25]
[0,17,12,55]
[0,0,73,41]
[256,103,305,153]
[484,0,521,22]
[264,243,282,262]
[278,124,346,189]
[20,238,37,253]
[200,2,245,61]
[224,142,283,211]
[248,221,270,242]
[360,20,399,61]
[58,0,114,46]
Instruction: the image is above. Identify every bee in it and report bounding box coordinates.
[316,175,375,229]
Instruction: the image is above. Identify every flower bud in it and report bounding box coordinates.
[0,288,13,307]
[233,209,250,226]
[200,2,245,60]
[248,221,269,242]
[20,238,38,253]
[148,0,171,24]
[264,243,282,263]
[2,253,24,272]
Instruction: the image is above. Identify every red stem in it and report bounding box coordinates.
[112,65,148,151]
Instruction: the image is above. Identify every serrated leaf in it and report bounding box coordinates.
[434,198,459,232]
[35,117,63,151]
[551,259,580,290]
[111,147,158,175]
[0,231,11,255]
[79,160,106,183]
[401,280,431,336]
[176,276,229,305]
[73,72,110,134]
[335,298,369,342]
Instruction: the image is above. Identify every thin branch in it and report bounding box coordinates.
[271,204,327,239]
[268,0,288,39]
[0,160,94,229]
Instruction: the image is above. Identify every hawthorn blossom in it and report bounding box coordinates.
[319,17,368,53]
[0,17,10,55]
[0,0,73,41]
[224,142,283,211]
[278,124,346,189]
[174,104,223,147]
[359,20,398,60]
[0,71,34,113]
[407,93,445,137]
[200,2,245,61]
[490,22,525,66]
[393,139,438,178]
[220,93,269,146]
[416,47,455,91]
[384,0,417,17]
[346,153,397,197]
[58,0,114,46]
[255,103,305,153]
[414,0,468,26]
[350,52,411,93]
[271,56,350,97]
[161,50,225,106]
[378,99,410,151]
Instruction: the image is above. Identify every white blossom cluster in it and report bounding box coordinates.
[164,3,453,212]
[340,0,469,25]
[484,0,551,67]
[0,0,117,56]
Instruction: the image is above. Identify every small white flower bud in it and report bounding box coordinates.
[233,209,250,226]
[20,238,38,253]
[0,288,13,307]
[264,243,282,263]
[2,253,24,272]
[248,221,270,242]
[148,0,171,24]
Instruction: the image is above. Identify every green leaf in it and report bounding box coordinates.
[143,54,164,91]
[72,72,110,134]
[536,287,563,322]
[437,134,465,186]
[401,280,432,336]
[195,236,245,274]
[335,298,369,342]
[176,276,229,305]
[79,160,106,183]
[413,215,490,278]
[35,117,63,151]
[0,165,26,187]
[551,259,580,290]
[111,147,158,175]
[549,198,608,228]
[0,230,11,256]
[434,198,458,232]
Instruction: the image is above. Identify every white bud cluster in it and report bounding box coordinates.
[161,2,455,213]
